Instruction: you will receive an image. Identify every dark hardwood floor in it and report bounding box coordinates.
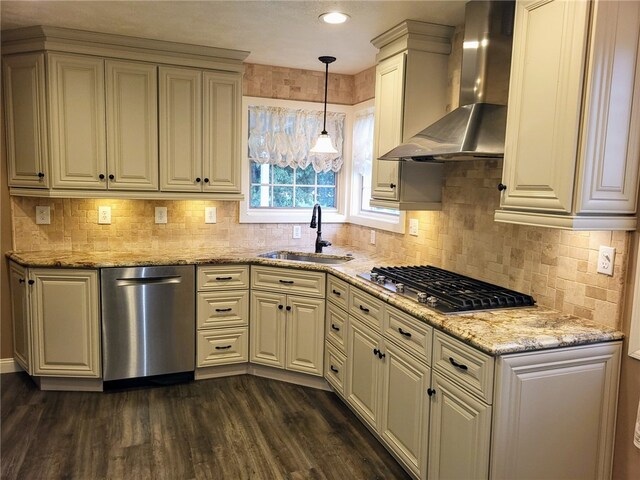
[1,372,410,480]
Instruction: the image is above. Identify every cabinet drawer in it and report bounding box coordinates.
[251,266,325,297]
[384,305,432,366]
[433,331,495,404]
[325,342,346,396]
[349,288,384,332]
[197,327,248,367]
[197,291,248,329]
[327,275,349,310]
[326,301,348,354]
[198,265,249,290]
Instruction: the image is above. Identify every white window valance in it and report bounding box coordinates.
[248,105,345,173]
[352,107,375,176]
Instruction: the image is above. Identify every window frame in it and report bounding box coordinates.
[240,96,350,224]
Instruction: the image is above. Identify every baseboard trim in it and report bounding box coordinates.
[0,358,24,374]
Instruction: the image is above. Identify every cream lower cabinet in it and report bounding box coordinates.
[29,268,101,377]
[496,0,640,230]
[8,262,31,373]
[196,265,250,369]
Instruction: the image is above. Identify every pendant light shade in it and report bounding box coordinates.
[310,56,338,154]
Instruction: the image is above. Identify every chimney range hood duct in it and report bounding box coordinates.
[379,0,515,162]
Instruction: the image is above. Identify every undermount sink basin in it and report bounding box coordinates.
[258,250,354,264]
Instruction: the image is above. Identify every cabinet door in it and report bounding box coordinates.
[106,60,158,191]
[159,66,203,191]
[428,372,492,480]
[380,342,430,479]
[491,343,621,480]
[285,294,325,376]
[346,318,383,429]
[9,262,31,373]
[2,53,49,188]
[500,0,590,212]
[30,269,100,377]
[250,290,286,369]
[203,71,241,193]
[48,53,107,189]
[371,53,405,201]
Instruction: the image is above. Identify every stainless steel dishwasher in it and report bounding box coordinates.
[101,265,195,381]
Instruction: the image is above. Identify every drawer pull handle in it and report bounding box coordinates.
[330,365,339,373]
[449,357,468,371]
[427,388,436,397]
[331,324,340,332]
[215,308,232,313]
[215,345,232,350]
[279,279,294,284]
[332,289,341,296]
[359,305,370,313]
[398,328,412,338]
[215,276,233,281]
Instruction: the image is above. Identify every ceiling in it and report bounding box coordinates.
[0,1,466,75]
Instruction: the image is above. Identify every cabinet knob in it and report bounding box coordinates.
[19,278,25,284]
[37,172,45,178]
[373,348,380,356]
[389,183,396,189]
[99,174,105,180]
[28,279,35,285]
[427,388,436,397]
[195,177,201,183]
[285,305,291,311]
[497,183,507,191]
[278,304,284,310]
[109,174,115,180]
[204,178,210,183]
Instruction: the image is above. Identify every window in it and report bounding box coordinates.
[348,101,404,233]
[240,97,351,223]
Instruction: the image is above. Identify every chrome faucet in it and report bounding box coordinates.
[310,203,331,253]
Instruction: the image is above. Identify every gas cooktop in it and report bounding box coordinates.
[358,265,536,315]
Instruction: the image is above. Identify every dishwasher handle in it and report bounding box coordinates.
[116,276,183,287]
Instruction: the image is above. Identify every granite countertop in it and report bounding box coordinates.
[6,246,624,356]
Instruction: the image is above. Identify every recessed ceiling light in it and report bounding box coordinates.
[319,12,350,25]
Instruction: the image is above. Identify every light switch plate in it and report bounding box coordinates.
[370,230,376,245]
[409,219,419,236]
[98,206,111,224]
[597,246,615,276]
[293,225,301,239]
[35,206,50,225]
[155,207,168,224]
[205,207,217,224]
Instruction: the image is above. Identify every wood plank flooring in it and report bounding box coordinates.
[1,372,411,480]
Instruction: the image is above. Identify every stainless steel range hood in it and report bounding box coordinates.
[379,0,514,161]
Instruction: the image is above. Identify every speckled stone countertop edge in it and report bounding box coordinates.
[6,248,624,357]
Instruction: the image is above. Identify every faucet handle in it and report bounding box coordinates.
[320,240,331,247]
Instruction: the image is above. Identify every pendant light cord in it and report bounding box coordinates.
[322,61,328,134]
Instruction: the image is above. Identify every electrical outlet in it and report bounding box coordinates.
[205,207,217,224]
[293,225,302,239]
[370,230,376,245]
[409,218,419,236]
[155,207,167,224]
[35,206,51,225]
[597,246,615,276]
[98,206,111,225]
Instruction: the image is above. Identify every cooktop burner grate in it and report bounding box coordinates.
[370,265,535,313]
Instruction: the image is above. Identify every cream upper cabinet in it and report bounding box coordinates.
[2,53,49,188]
[30,268,100,377]
[106,60,159,191]
[203,71,242,193]
[369,21,452,210]
[48,53,107,190]
[159,66,203,192]
[8,261,31,374]
[496,0,640,230]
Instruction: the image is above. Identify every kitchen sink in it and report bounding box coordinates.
[258,251,354,264]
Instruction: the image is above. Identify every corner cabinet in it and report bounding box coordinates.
[8,262,101,378]
[368,21,452,211]
[2,26,247,199]
[496,0,640,230]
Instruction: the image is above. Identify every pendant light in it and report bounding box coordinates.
[310,56,338,154]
